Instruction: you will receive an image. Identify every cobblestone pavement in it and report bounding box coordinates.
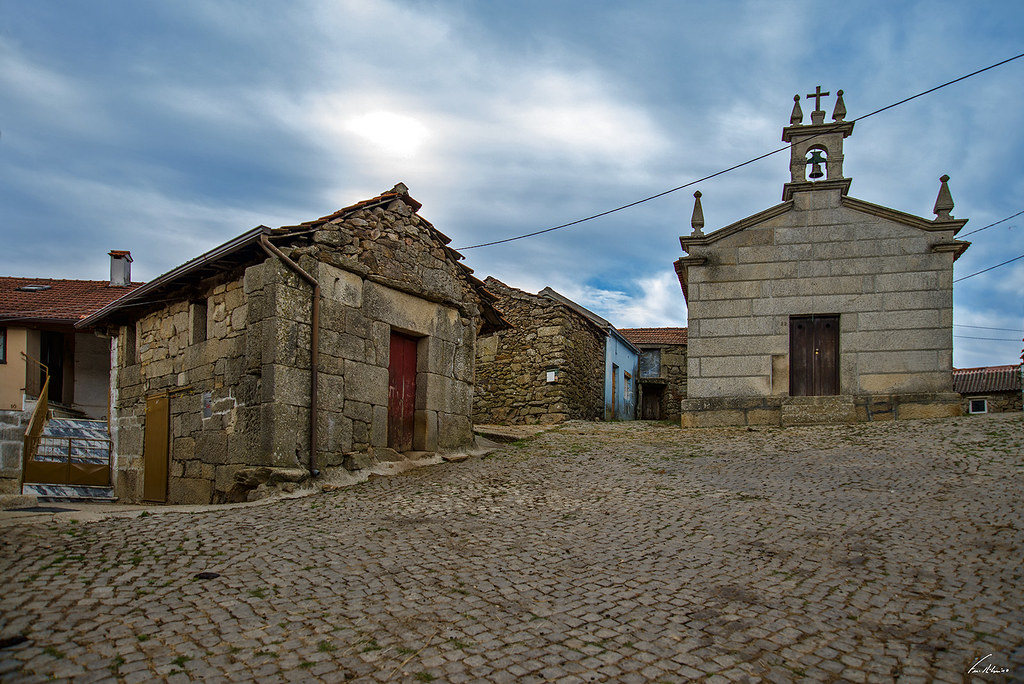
[1,413,1022,683]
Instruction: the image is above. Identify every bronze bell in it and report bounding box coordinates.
[807,150,826,179]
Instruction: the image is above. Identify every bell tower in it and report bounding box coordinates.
[781,86,855,201]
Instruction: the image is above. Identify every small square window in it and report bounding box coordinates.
[968,398,988,414]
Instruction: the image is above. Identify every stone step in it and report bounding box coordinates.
[22,483,117,503]
[781,395,857,426]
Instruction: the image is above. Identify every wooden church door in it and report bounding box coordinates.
[789,315,839,396]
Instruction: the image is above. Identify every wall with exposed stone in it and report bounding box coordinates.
[474,278,603,424]
[111,195,488,504]
[113,269,260,504]
[961,391,1022,414]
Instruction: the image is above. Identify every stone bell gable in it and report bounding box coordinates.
[675,88,970,427]
[80,184,506,504]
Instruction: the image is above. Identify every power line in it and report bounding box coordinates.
[954,335,1023,341]
[960,209,1024,237]
[456,52,1024,251]
[954,253,1024,282]
[955,324,1024,332]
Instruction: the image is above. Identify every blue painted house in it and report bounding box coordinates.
[539,288,640,421]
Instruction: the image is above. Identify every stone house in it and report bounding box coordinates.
[619,328,688,421]
[0,252,140,494]
[474,278,638,424]
[473,278,605,424]
[953,365,1022,414]
[675,88,969,427]
[79,184,506,504]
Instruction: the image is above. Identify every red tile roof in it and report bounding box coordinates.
[953,365,1022,394]
[0,277,142,325]
[618,327,688,345]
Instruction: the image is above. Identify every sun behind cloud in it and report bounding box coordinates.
[344,110,430,158]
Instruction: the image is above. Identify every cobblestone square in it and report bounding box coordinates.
[1,413,1022,682]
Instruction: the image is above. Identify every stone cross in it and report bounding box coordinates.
[807,85,830,111]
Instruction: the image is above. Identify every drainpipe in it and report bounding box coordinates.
[259,235,320,478]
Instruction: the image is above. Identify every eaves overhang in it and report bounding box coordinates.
[77,225,271,329]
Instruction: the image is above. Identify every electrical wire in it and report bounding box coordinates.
[954,253,1024,282]
[955,324,1024,333]
[953,335,1023,342]
[456,52,1024,251]
[959,209,1023,237]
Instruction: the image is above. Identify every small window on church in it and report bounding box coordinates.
[968,398,988,414]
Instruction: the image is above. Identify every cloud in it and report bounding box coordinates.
[556,271,688,329]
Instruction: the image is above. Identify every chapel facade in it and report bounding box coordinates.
[675,88,969,426]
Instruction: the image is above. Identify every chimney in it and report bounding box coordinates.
[109,250,133,287]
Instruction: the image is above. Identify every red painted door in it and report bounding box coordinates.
[388,332,417,451]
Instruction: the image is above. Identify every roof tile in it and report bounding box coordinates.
[953,365,1022,394]
[618,327,688,345]
[0,277,142,324]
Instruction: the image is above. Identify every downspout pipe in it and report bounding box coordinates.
[259,235,321,478]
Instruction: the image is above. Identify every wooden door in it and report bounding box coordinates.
[388,332,417,452]
[789,315,839,396]
[611,365,618,419]
[143,394,170,502]
[40,331,64,403]
[641,385,663,420]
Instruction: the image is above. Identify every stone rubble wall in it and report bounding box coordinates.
[960,391,1022,414]
[114,269,261,504]
[474,278,603,425]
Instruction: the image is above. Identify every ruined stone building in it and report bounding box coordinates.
[619,328,688,421]
[474,278,638,424]
[79,184,506,504]
[675,88,969,427]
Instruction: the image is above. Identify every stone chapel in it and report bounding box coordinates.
[675,88,970,426]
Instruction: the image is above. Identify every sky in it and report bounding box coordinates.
[2,0,1023,368]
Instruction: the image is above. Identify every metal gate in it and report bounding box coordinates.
[22,373,112,487]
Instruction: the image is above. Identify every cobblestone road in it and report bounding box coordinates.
[1,413,1022,683]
